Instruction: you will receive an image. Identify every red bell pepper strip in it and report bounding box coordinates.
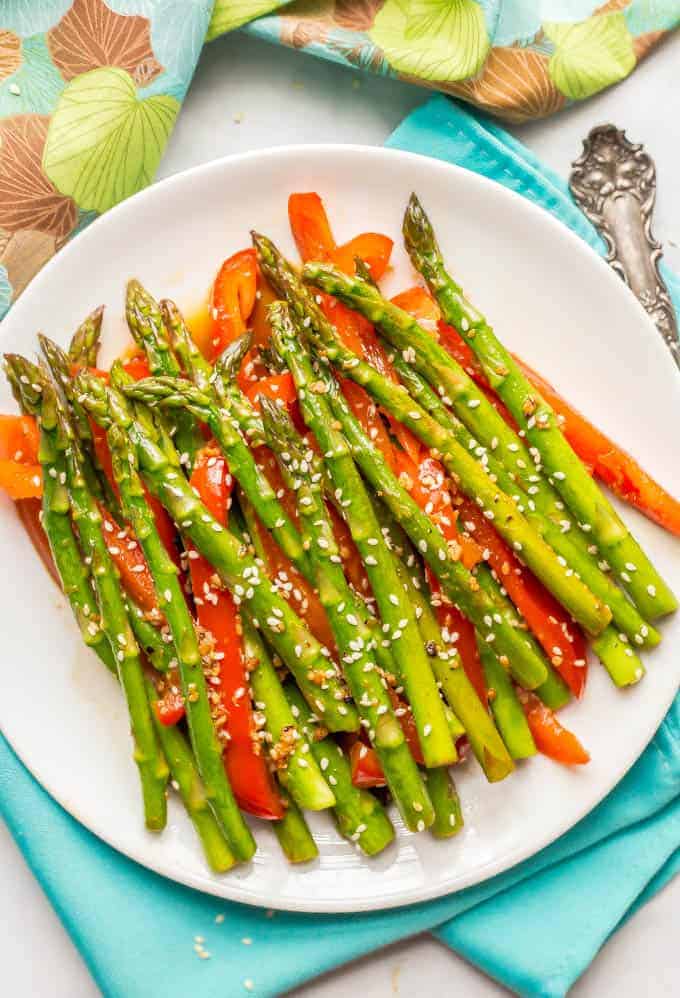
[0,414,42,499]
[332,232,394,281]
[288,192,336,263]
[190,444,285,820]
[99,506,159,613]
[0,461,42,499]
[393,450,483,570]
[454,493,588,698]
[350,741,387,789]
[338,377,396,470]
[519,691,590,765]
[288,193,394,280]
[0,414,40,463]
[209,248,258,359]
[244,373,298,408]
[288,192,418,461]
[120,351,151,382]
[153,687,185,727]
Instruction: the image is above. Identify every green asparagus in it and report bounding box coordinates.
[260,395,435,829]
[125,280,203,468]
[402,194,677,621]
[286,684,395,855]
[68,305,104,367]
[298,269,610,638]
[477,640,536,761]
[242,617,336,811]
[268,300,457,770]
[75,369,359,733]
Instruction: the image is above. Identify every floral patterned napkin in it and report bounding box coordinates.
[0,1,677,318]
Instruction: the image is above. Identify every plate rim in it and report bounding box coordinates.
[0,142,677,913]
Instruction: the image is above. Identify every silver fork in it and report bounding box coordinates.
[569,124,679,371]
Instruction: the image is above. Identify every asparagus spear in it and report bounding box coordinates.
[260,396,435,829]
[9,358,169,830]
[6,357,239,864]
[77,370,256,860]
[295,275,610,638]
[477,640,536,761]
[125,376,312,580]
[425,767,464,839]
[68,305,104,367]
[393,356,647,687]
[392,355,657,649]
[272,788,319,863]
[375,508,515,782]
[309,362,553,692]
[75,370,359,733]
[127,600,176,674]
[125,280,203,469]
[268,301,457,770]
[160,299,214,394]
[474,564,571,711]
[39,333,121,517]
[147,679,237,872]
[285,684,395,855]
[402,194,677,621]
[4,357,115,672]
[242,617,336,811]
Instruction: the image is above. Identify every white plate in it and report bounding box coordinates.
[1,146,679,913]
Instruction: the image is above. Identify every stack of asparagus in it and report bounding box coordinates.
[4,194,675,871]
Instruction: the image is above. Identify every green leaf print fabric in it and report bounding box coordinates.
[0,0,677,318]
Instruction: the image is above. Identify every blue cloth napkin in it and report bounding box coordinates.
[1,95,678,998]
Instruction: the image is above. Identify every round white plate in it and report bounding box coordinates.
[1,146,679,913]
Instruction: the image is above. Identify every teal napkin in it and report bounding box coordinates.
[1,95,678,998]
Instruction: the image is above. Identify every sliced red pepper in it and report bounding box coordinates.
[190,444,285,820]
[120,351,151,382]
[0,414,40,463]
[153,687,185,727]
[339,377,396,470]
[100,506,159,613]
[519,691,590,765]
[288,193,393,280]
[288,192,336,263]
[390,286,439,323]
[394,450,482,570]
[332,232,393,281]
[0,414,42,499]
[209,248,258,359]
[350,741,387,789]
[454,493,588,698]
[0,460,42,499]
[244,373,297,408]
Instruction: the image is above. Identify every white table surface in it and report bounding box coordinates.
[2,27,679,998]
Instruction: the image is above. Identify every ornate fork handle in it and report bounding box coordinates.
[569,124,679,371]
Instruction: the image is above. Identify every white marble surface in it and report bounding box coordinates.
[2,27,679,998]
